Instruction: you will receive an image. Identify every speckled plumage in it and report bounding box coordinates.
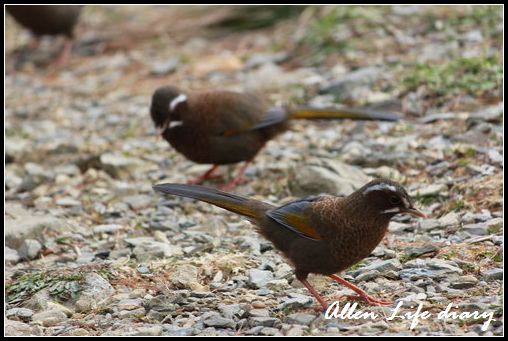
[153,178,425,310]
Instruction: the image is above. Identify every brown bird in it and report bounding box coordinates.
[150,86,400,190]
[7,5,82,65]
[153,178,425,311]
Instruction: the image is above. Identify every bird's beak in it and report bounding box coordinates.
[402,207,427,218]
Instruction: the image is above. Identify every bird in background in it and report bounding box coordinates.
[150,86,400,190]
[153,178,425,311]
[7,5,82,66]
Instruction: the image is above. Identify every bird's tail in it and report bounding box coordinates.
[153,183,273,220]
[290,107,399,121]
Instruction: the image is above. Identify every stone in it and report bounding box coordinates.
[18,239,42,260]
[94,224,123,234]
[289,159,369,197]
[5,319,43,336]
[352,259,402,278]
[32,309,68,327]
[5,203,71,249]
[248,269,274,289]
[483,268,503,281]
[277,293,313,310]
[75,273,114,312]
[449,275,479,289]
[203,316,236,329]
[248,317,281,328]
[284,313,317,326]
[6,246,20,264]
[6,307,34,322]
[171,264,199,289]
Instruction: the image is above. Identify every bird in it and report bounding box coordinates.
[153,178,426,311]
[150,86,400,190]
[7,5,82,65]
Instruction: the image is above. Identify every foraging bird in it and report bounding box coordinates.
[150,86,400,190]
[153,178,425,310]
[7,5,82,65]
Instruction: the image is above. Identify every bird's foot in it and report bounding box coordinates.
[340,294,391,306]
[218,176,246,191]
[187,165,221,185]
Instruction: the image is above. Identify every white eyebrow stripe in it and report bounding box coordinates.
[381,207,401,214]
[169,94,187,112]
[363,183,397,194]
[169,120,184,128]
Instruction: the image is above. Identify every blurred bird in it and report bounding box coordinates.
[150,86,400,189]
[7,5,82,66]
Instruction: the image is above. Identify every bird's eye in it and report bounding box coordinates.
[389,196,401,205]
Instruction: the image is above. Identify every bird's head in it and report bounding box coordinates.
[150,86,187,131]
[360,178,426,218]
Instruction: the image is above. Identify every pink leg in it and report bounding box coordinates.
[54,38,73,67]
[219,161,250,191]
[187,165,220,185]
[300,278,329,311]
[329,274,391,306]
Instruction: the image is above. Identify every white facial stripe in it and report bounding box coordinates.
[381,207,401,214]
[169,94,187,112]
[363,183,397,195]
[402,197,410,208]
[169,120,183,128]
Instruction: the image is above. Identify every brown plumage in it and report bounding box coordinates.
[153,178,425,310]
[7,5,82,65]
[150,86,400,189]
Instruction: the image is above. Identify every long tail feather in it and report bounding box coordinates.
[153,183,272,219]
[290,107,399,121]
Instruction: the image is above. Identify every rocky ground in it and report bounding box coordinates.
[5,5,503,336]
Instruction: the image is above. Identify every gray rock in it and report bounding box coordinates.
[150,58,180,76]
[277,293,313,310]
[403,244,439,258]
[162,325,195,336]
[6,307,34,322]
[171,264,199,289]
[132,239,183,262]
[118,307,146,318]
[56,197,81,207]
[5,203,71,249]
[289,159,369,197]
[400,259,463,280]
[75,273,114,312]
[94,224,123,234]
[352,259,402,277]
[99,152,144,178]
[409,183,447,197]
[449,275,479,289]
[483,268,503,281]
[260,327,283,336]
[418,219,441,231]
[245,52,288,69]
[203,316,236,329]
[248,269,274,289]
[18,239,42,260]
[320,66,383,96]
[6,246,20,264]
[248,316,281,328]
[5,319,43,336]
[32,309,68,327]
[249,308,270,317]
[218,303,244,319]
[117,298,144,311]
[284,313,317,326]
[462,223,489,236]
[124,194,154,210]
[438,212,460,227]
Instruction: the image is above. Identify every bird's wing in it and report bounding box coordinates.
[194,92,287,136]
[266,196,324,241]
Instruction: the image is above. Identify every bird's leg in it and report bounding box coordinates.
[299,277,329,312]
[329,274,391,306]
[220,161,250,191]
[54,38,73,67]
[187,165,221,185]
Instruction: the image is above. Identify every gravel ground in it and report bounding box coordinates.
[5,5,503,336]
